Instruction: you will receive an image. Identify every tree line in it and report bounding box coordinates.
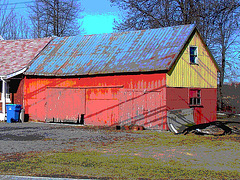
[0,0,239,111]
[0,0,83,39]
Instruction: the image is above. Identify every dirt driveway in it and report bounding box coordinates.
[1,122,240,179]
[0,122,146,155]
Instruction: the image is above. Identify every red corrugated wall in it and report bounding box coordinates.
[166,87,217,124]
[24,73,167,130]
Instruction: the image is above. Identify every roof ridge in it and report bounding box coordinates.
[65,24,196,38]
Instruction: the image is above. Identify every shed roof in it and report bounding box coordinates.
[25,24,196,76]
[0,38,52,78]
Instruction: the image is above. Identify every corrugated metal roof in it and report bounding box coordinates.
[25,24,196,76]
[0,38,52,77]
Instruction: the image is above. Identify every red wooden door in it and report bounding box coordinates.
[144,91,166,129]
[194,107,203,124]
[46,88,85,122]
[85,88,119,126]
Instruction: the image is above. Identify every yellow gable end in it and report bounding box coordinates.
[166,31,218,88]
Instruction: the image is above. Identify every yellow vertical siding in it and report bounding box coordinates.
[166,32,218,88]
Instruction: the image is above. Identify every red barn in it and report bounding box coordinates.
[3,24,219,130]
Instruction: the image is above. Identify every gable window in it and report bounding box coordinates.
[190,46,198,64]
[189,89,201,106]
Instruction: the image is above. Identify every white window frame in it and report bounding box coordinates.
[1,81,11,103]
[190,46,198,64]
[189,89,201,106]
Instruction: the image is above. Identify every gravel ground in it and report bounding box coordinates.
[0,122,147,155]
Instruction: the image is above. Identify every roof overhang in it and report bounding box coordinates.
[1,67,27,80]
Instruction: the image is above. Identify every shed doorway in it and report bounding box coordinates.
[45,87,85,123]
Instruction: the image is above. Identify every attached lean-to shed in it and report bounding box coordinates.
[0,38,52,121]
[24,24,219,130]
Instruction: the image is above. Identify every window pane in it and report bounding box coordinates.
[189,89,201,106]
[190,47,195,55]
[197,98,201,105]
[190,98,193,105]
[190,56,195,63]
[190,47,197,63]
[190,47,197,55]
[190,89,198,97]
[197,90,201,97]
[193,49,197,55]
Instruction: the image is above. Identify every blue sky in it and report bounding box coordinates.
[5,0,120,35]
[80,0,120,34]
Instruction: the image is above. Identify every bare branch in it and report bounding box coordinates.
[28,0,84,38]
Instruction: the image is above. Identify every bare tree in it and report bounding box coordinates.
[4,15,31,40]
[0,0,30,39]
[110,0,240,111]
[110,0,228,43]
[28,0,84,38]
[0,0,14,38]
[210,1,240,110]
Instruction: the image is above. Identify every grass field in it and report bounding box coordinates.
[0,130,240,179]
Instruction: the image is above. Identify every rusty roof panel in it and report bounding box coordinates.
[0,38,52,77]
[25,24,195,76]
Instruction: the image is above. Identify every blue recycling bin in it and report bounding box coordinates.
[6,104,22,123]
